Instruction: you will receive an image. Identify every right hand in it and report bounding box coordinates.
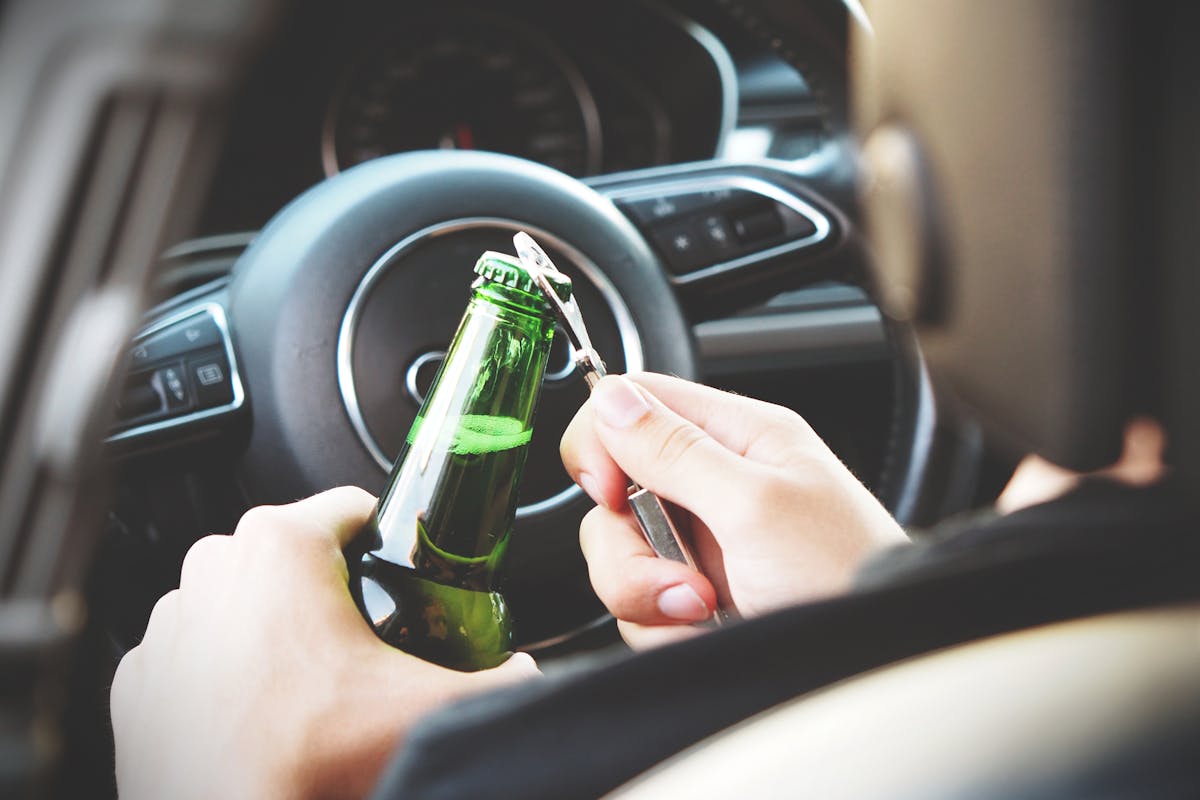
[112,487,539,800]
[560,373,907,648]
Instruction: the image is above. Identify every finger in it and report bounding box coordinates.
[627,373,824,468]
[142,589,180,641]
[270,486,378,548]
[178,534,232,589]
[586,375,758,524]
[578,505,717,625]
[476,652,542,687]
[110,645,142,734]
[616,619,705,650]
[286,486,377,547]
[560,404,635,511]
[561,374,825,513]
[373,650,540,709]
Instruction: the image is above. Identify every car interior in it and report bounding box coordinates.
[0,0,1196,797]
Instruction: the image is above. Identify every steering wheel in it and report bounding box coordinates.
[111,149,929,648]
[106,4,934,650]
[234,150,703,644]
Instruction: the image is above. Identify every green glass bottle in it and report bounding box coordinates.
[347,250,566,671]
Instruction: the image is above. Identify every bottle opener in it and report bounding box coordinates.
[514,231,725,627]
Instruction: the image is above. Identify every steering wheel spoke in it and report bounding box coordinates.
[106,291,247,453]
[591,161,859,315]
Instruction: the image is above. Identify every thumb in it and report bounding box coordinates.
[475,652,542,687]
[589,375,752,526]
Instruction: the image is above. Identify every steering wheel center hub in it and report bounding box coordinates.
[226,150,695,646]
[338,217,642,516]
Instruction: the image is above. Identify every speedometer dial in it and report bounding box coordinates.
[323,17,602,177]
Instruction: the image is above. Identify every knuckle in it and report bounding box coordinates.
[110,647,139,723]
[234,504,285,536]
[604,571,662,622]
[606,588,650,623]
[577,518,593,554]
[652,421,707,473]
[765,402,805,428]
[578,505,607,543]
[578,508,615,568]
[111,645,138,693]
[752,399,812,439]
[179,534,229,585]
[234,505,304,555]
[144,589,180,636]
[321,485,375,508]
[559,414,585,461]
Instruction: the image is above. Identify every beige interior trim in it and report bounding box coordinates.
[610,604,1200,799]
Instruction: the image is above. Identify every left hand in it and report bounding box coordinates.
[559,373,907,648]
[111,487,539,800]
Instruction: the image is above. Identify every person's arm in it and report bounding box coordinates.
[559,373,907,648]
[110,487,539,800]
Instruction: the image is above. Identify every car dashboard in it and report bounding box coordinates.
[100,0,900,658]
[197,0,836,234]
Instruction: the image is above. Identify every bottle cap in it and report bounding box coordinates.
[474,251,572,302]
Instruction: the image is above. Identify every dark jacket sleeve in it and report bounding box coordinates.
[371,481,1200,800]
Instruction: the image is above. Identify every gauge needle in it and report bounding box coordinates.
[438,123,476,151]
[455,123,475,150]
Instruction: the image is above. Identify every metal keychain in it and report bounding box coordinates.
[514,231,724,626]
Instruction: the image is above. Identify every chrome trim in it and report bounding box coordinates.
[646,1,739,158]
[403,350,446,406]
[523,611,616,655]
[140,276,230,321]
[543,331,580,383]
[320,12,603,178]
[515,483,586,520]
[843,0,875,37]
[159,231,256,261]
[336,218,644,520]
[106,303,245,443]
[586,156,839,190]
[603,173,833,286]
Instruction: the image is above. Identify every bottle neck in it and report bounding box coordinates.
[367,278,556,588]
[470,278,554,321]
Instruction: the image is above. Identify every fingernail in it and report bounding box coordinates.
[592,376,650,429]
[578,472,607,509]
[657,584,710,622]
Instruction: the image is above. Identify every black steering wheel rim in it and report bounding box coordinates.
[226,150,697,645]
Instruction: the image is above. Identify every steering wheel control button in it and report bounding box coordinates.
[731,208,784,243]
[620,192,707,224]
[196,363,224,386]
[133,312,222,365]
[652,220,709,274]
[116,362,194,425]
[700,214,735,250]
[779,205,818,239]
[158,365,189,408]
[116,378,163,420]
[606,174,834,284]
[109,303,245,445]
[188,352,234,409]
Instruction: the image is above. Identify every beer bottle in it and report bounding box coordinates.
[346,251,565,671]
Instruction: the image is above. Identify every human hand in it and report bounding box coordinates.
[560,373,907,648]
[111,487,539,800]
